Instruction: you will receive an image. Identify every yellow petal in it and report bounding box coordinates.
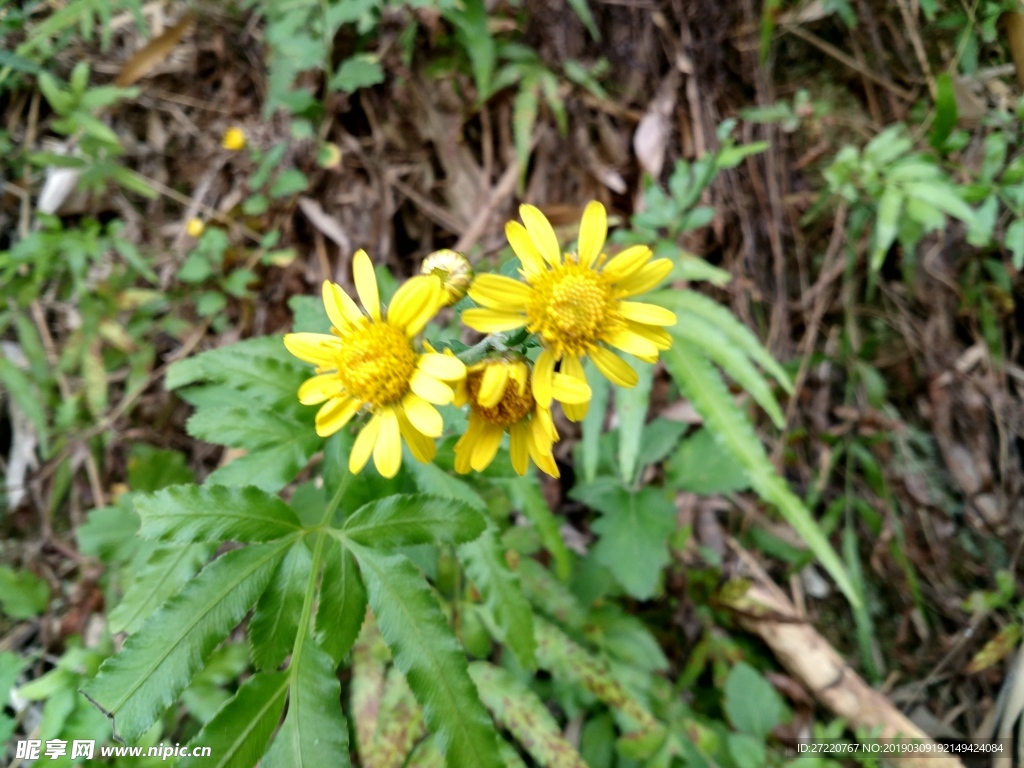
[315,396,360,436]
[462,308,528,333]
[618,301,677,326]
[509,361,529,395]
[577,201,607,268]
[627,321,672,350]
[417,353,466,382]
[470,422,505,471]
[467,274,534,310]
[605,328,659,360]
[617,259,672,296]
[534,404,558,442]
[373,407,402,478]
[558,354,589,421]
[532,349,557,407]
[527,418,560,478]
[509,421,529,476]
[410,369,454,404]
[453,417,483,474]
[477,363,510,408]
[506,221,546,277]
[299,373,344,405]
[322,280,362,329]
[283,333,340,366]
[388,275,442,335]
[352,249,380,320]
[520,204,561,266]
[398,410,436,464]
[602,245,653,281]
[349,413,380,473]
[551,371,591,405]
[401,392,443,437]
[590,346,638,388]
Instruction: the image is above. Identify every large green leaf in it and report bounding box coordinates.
[723,662,786,739]
[346,545,503,768]
[206,442,320,493]
[458,526,536,670]
[342,494,486,548]
[316,540,367,665]
[83,541,291,741]
[470,662,587,768]
[250,541,312,670]
[263,640,350,768]
[178,672,289,768]
[166,336,307,404]
[570,479,675,600]
[136,485,302,543]
[662,341,861,609]
[187,405,316,453]
[109,543,215,634]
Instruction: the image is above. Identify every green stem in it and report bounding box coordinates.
[289,467,353,686]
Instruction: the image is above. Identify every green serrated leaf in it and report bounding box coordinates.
[458,527,536,670]
[250,542,312,671]
[317,540,368,665]
[136,485,302,543]
[663,340,861,610]
[341,494,486,548]
[346,545,503,768]
[206,442,320,494]
[929,73,957,150]
[580,359,611,483]
[263,640,351,768]
[446,0,495,99]
[871,184,903,271]
[502,477,572,581]
[570,480,675,599]
[649,290,791,392]
[187,405,316,452]
[83,540,292,741]
[179,672,289,768]
[535,619,664,746]
[470,662,588,768]
[901,181,974,224]
[407,461,487,511]
[667,428,750,495]
[0,567,50,619]
[669,319,786,428]
[109,544,215,634]
[165,336,306,402]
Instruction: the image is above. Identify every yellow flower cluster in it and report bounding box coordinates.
[284,202,675,479]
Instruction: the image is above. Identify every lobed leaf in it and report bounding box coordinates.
[571,479,675,600]
[109,543,215,634]
[470,662,588,768]
[317,540,368,666]
[342,494,486,549]
[263,640,351,768]
[669,319,786,428]
[458,526,536,670]
[136,485,301,544]
[83,541,291,741]
[165,335,307,403]
[663,340,861,609]
[178,672,289,768]
[206,441,320,493]
[250,541,312,671]
[346,545,503,768]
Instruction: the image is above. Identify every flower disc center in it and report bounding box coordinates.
[527,263,614,356]
[335,322,417,406]
[467,369,535,426]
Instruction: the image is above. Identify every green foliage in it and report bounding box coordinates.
[0,566,51,619]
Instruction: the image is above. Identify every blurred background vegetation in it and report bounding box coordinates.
[1,0,1023,765]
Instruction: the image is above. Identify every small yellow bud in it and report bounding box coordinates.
[186,218,205,237]
[221,127,247,151]
[421,249,473,306]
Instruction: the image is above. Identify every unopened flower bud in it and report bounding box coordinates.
[421,249,473,306]
[186,218,205,237]
[221,127,247,151]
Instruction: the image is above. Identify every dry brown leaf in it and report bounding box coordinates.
[633,72,679,179]
[1004,12,1024,90]
[114,13,195,88]
[298,196,352,253]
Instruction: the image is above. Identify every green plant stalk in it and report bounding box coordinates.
[288,466,353,695]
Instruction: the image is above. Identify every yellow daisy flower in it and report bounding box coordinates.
[462,201,677,420]
[454,357,585,477]
[283,250,465,479]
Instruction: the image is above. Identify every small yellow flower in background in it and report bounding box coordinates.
[186,218,205,237]
[462,201,676,421]
[421,249,473,306]
[454,357,586,477]
[283,250,466,478]
[221,127,247,151]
